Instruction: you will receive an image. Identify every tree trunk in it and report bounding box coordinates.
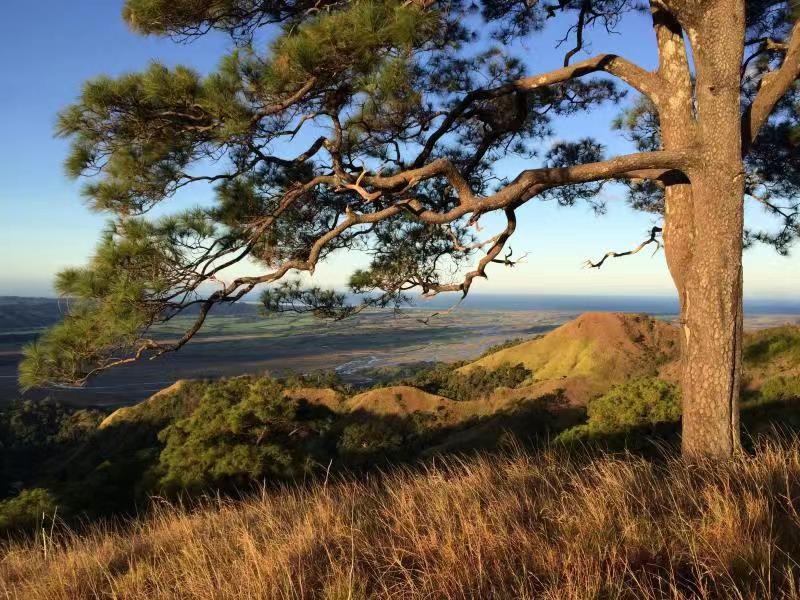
[660,0,746,458]
[678,176,744,458]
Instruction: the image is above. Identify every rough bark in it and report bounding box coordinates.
[667,0,746,458]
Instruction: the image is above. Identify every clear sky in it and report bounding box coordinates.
[0,1,797,300]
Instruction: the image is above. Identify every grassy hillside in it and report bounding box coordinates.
[745,325,800,381]
[1,313,800,596]
[4,440,800,599]
[2,313,800,555]
[459,312,679,403]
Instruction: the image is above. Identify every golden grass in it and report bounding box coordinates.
[4,439,800,599]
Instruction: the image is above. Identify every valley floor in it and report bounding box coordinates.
[3,308,798,407]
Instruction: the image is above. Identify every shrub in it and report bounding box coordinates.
[404,362,532,401]
[156,376,335,493]
[0,488,57,535]
[557,378,681,447]
[758,375,800,403]
[744,327,800,366]
[0,400,103,499]
[282,369,348,392]
[477,336,534,358]
[337,420,406,463]
[56,409,104,444]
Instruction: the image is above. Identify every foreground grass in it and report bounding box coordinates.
[4,440,800,599]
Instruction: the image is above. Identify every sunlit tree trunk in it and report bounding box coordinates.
[658,0,746,457]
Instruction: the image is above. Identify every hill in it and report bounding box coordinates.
[462,311,679,379]
[92,314,800,442]
[3,440,800,599]
[97,314,664,441]
[459,312,679,403]
[3,313,800,538]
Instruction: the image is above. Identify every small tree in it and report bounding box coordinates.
[21,0,800,457]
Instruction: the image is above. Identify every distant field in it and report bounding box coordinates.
[1,296,798,407]
[0,308,576,406]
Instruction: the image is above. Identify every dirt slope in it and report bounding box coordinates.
[99,380,189,429]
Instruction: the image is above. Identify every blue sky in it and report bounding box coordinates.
[0,1,797,300]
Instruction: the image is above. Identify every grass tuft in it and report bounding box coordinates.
[4,437,800,598]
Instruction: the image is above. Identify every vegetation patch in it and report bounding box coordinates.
[556,377,681,448]
[744,326,800,369]
[398,361,532,401]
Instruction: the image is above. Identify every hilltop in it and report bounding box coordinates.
[463,312,678,378]
[460,312,679,400]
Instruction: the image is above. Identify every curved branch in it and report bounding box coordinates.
[422,205,521,297]
[413,54,663,167]
[742,19,800,154]
[515,54,664,103]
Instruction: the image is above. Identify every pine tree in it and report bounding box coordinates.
[20,0,800,457]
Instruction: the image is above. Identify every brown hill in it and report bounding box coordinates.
[460,312,680,404]
[99,380,190,429]
[343,385,508,425]
[100,381,345,429]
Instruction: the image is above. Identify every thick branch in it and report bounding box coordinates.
[413,54,663,168]
[742,19,800,154]
[515,54,663,102]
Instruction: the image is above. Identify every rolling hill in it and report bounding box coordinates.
[98,312,678,430]
[458,312,680,404]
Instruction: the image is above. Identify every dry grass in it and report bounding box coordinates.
[4,439,800,599]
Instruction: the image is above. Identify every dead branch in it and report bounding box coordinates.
[583,226,663,269]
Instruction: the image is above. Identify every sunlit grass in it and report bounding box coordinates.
[4,437,800,599]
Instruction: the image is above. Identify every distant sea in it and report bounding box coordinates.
[397,294,800,315]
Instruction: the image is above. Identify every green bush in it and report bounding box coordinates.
[338,421,405,461]
[758,375,800,403]
[404,362,532,401]
[282,369,349,392]
[557,378,681,447]
[744,328,800,366]
[156,376,335,493]
[478,337,534,359]
[0,488,57,535]
[0,399,104,499]
[586,378,681,431]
